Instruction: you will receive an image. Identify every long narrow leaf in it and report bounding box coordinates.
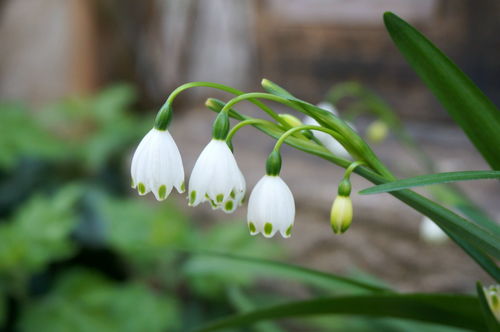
[188,251,390,293]
[207,99,500,279]
[360,171,500,195]
[384,12,500,170]
[195,294,485,332]
[260,81,500,260]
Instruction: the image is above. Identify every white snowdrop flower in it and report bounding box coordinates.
[131,128,185,200]
[303,102,353,159]
[247,175,295,238]
[419,216,448,244]
[188,139,245,213]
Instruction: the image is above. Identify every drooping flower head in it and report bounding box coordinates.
[188,139,245,213]
[303,102,353,159]
[247,151,295,238]
[131,128,185,200]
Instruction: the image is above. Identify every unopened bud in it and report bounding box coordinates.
[366,120,388,143]
[330,195,352,234]
[278,114,302,128]
[483,285,500,322]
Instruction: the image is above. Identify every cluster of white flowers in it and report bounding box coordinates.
[131,128,295,238]
[130,100,362,239]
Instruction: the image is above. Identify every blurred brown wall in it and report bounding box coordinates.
[0,0,498,119]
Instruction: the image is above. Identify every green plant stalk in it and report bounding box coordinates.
[217,91,391,178]
[196,293,486,332]
[328,82,435,172]
[154,81,291,130]
[328,82,499,235]
[206,100,500,280]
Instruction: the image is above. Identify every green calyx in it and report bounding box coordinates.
[338,178,352,196]
[266,150,282,176]
[212,111,230,140]
[154,104,173,130]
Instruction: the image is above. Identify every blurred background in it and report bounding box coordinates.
[0,0,498,331]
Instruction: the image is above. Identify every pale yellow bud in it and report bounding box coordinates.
[330,195,353,234]
[366,120,389,143]
[278,114,303,128]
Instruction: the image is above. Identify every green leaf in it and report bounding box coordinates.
[208,97,500,272]
[19,269,179,332]
[384,12,500,170]
[196,294,485,332]
[0,185,81,275]
[185,251,390,294]
[360,171,500,195]
[476,282,500,332]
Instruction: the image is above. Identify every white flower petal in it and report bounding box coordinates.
[130,128,184,201]
[247,175,295,238]
[188,139,246,213]
[419,216,448,244]
[302,103,353,159]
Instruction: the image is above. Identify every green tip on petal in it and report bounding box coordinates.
[264,222,273,235]
[285,225,293,236]
[230,190,236,199]
[224,200,234,211]
[138,183,146,195]
[130,179,135,188]
[216,194,224,203]
[189,191,197,205]
[248,222,256,233]
[180,181,185,192]
[158,185,167,200]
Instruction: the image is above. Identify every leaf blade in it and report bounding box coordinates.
[195,294,485,332]
[384,12,500,170]
[360,171,500,195]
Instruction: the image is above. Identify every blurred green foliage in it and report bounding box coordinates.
[0,85,459,332]
[19,269,179,332]
[0,85,289,332]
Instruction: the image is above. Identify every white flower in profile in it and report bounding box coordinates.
[247,175,295,238]
[131,128,185,200]
[419,216,448,244]
[303,102,353,159]
[188,139,245,213]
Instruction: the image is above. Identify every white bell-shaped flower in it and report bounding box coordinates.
[303,102,352,159]
[419,216,448,244]
[131,128,185,200]
[188,139,245,213]
[247,175,295,238]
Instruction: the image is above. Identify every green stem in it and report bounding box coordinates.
[343,161,366,180]
[226,118,275,143]
[155,82,290,129]
[212,105,499,279]
[273,125,344,153]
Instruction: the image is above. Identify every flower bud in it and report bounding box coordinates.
[483,285,500,322]
[278,114,302,128]
[330,195,353,234]
[366,120,388,143]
